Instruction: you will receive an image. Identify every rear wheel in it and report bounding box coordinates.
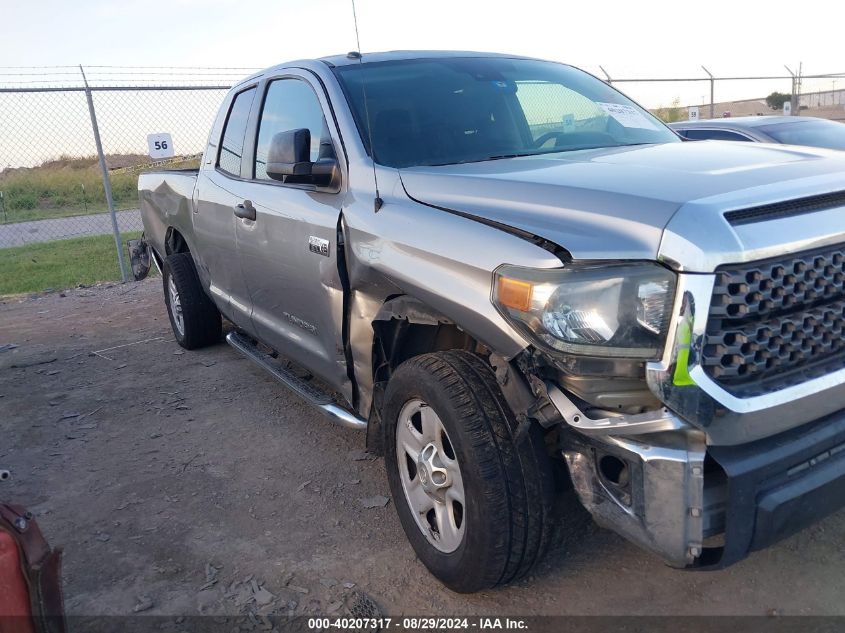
[383,350,554,593]
[162,252,221,349]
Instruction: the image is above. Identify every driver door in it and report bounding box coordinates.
[232,72,352,400]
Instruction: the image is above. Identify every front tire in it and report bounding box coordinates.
[383,351,554,593]
[162,252,221,349]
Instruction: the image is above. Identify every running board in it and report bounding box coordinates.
[225,331,367,431]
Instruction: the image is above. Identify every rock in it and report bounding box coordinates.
[320,577,338,588]
[95,532,110,542]
[253,586,275,607]
[132,596,154,612]
[205,563,220,583]
[233,584,254,607]
[196,589,218,613]
[360,495,390,508]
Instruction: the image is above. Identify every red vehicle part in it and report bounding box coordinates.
[0,505,65,633]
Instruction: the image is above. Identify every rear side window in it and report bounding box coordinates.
[682,128,752,142]
[218,87,256,176]
[254,78,331,181]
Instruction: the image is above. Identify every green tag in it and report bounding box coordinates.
[672,319,696,387]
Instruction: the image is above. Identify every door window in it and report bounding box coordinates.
[254,78,333,181]
[217,87,256,176]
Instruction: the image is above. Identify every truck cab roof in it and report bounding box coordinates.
[235,50,540,86]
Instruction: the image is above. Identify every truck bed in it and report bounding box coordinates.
[138,170,198,262]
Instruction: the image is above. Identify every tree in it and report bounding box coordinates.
[766,92,792,110]
[654,97,687,123]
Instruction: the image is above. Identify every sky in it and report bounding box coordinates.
[2,0,844,108]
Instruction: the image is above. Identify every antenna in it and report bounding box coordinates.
[350,0,383,212]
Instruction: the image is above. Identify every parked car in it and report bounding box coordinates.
[671,115,845,150]
[133,51,845,593]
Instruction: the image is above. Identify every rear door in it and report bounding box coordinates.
[231,71,351,399]
[192,85,257,326]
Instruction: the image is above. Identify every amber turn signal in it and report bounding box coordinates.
[496,277,533,312]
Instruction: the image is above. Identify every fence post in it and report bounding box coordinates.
[702,66,715,118]
[784,65,798,116]
[80,64,128,283]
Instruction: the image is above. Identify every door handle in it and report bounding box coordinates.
[234,200,256,221]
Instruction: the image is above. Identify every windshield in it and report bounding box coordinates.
[333,57,679,168]
[757,118,845,151]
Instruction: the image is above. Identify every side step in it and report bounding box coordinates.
[226,331,367,431]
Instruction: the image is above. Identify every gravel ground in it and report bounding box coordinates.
[1,278,844,617]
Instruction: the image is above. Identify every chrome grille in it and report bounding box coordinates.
[701,243,845,397]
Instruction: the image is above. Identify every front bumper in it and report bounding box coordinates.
[561,406,845,568]
[705,406,845,567]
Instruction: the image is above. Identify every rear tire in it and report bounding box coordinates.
[162,252,221,350]
[383,350,554,593]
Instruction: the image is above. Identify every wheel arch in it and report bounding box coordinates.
[164,226,190,256]
[367,295,486,453]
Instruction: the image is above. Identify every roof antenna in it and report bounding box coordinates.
[349,0,383,212]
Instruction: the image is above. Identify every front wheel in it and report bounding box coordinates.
[383,351,554,593]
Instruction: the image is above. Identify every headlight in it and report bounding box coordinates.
[493,262,676,359]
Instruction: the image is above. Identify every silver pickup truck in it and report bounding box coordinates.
[135,51,845,593]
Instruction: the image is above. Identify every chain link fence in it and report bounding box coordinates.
[0,66,252,294]
[1,65,844,295]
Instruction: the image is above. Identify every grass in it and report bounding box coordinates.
[0,231,156,295]
[0,154,199,224]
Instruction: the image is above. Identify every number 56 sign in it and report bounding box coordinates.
[147,133,174,159]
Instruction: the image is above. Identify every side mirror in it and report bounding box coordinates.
[266,129,312,181]
[265,128,340,189]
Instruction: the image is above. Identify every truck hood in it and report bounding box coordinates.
[399,141,845,261]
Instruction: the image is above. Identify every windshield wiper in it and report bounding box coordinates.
[484,152,542,161]
[424,143,660,167]
[486,142,660,160]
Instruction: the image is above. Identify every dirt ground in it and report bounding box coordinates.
[1,278,844,618]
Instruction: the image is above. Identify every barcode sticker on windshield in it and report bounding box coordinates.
[596,103,659,130]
